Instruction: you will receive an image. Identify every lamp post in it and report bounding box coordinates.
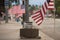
[22,0,30,28]
[25,0,29,22]
[4,0,9,23]
[22,0,29,23]
[20,0,40,39]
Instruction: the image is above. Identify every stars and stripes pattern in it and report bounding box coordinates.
[32,0,54,25]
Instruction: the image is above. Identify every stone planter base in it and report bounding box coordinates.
[20,29,41,39]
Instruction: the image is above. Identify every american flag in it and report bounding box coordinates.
[8,5,25,17]
[47,0,55,10]
[17,5,25,17]
[21,5,25,9]
[21,5,25,14]
[32,0,54,25]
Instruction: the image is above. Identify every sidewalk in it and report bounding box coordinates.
[0,20,54,40]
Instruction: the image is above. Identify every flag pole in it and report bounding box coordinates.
[53,0,56,37]
[46,0,56,39]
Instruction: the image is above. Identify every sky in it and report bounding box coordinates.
[12,0,46,6]
[29,0,46,5]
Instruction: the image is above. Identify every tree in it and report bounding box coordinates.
[55,0,60,17]
[35,5,38,10]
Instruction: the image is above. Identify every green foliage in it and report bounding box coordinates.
[55,0,60,17]
[35,5,38,10]
[57,7,60,13]
[29,5,35,11]
[9,0,17,2]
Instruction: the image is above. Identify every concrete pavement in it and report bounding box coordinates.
[31,17,60,40]
[0,19,54,40]
[39,18,60,40]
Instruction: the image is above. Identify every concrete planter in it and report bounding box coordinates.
[20,29,40,39]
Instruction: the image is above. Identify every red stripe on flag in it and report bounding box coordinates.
[35,10,41,14]
[48,8,54,10]
[32,10,40,18]
[34,16,41,20]
[38,20,43,25]
[43,2,47,13]
[42,5,46,14]
[49,4,54,6]
[36,17,42,23]
[49,2,54,6]
[32,13,40,18]
[45,2,48,9]
[36,10,43,23]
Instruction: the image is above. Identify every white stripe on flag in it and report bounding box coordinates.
[37,20,43,25]
[50,0,54,1]
[49,2,54,5]
[33,15,41,20]
[48,6,54,8]
[35,17,42,22]
[32,12,40,18]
